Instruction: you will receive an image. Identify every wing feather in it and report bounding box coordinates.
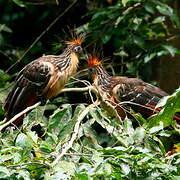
[111,76,168,117]
[3,58,54,126]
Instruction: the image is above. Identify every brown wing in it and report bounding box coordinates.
[111,76,168,117]
[4,57,53,126]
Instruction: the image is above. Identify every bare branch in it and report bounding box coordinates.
[5,0,78,74]
[61,86,96,93]
[51,103,95,167]
[3,161,50,168]
[64,152,114,158]
[0,102,41,132]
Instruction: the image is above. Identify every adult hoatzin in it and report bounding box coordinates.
[87,54,179,120]
[3,34,85,126]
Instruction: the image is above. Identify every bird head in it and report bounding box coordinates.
[65,33,85,54]
[87,54,102,79]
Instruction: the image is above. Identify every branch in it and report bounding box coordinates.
[3,161,50,168]
[5,0,78,74]
[61,86,96,93]
[0,102,41,132]
[61,86,123,123]
[51,103,95,167]
[64,152,114,158]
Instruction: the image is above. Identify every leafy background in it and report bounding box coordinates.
[0,0,180,179]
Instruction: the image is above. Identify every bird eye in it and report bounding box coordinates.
[73,45,82,53]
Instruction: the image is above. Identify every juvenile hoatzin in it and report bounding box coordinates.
[3,34,85,127]
[87,54,179,120]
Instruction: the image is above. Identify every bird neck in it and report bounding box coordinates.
[56,46,78,71]
[94,66,112,92]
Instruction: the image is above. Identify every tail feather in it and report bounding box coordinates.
[4,85,39,127]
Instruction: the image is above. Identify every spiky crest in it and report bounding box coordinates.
[65,32,85,46]
[87,54,102,67]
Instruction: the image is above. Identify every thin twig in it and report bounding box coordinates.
[3,161,50,168]
[0,102,41,132]
[64,152,114,157]
[123,2,141,15]
[5,0,78,74]
[116,100,160,113]
[51,103,95,167]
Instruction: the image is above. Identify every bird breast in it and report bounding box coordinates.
[45,53,79,99]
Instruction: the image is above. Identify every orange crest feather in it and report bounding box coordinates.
[88,54,102,67]
[65,33,85,46]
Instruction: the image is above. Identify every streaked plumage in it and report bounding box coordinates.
[87,54,175,119]
[4,34,85,126]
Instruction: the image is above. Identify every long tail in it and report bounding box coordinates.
[3,84,39,127]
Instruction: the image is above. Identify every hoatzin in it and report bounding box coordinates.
[3,34,85,127]
[87,54,179,120]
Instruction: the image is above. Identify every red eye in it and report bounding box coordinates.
[73,46,82,52]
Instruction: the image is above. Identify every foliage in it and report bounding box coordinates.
[77,0,179,79]
[0,90,180,179]
[0,0,180,179]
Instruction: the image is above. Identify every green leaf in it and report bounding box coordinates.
[122,0,130,7]
[144,2,156,14]
[146,89,180,128]
[148,122,164,134]
[124,118,134,136]
[12,0,26,7]
[0,24,12,33]
[133,35,145,49]
[152,16,165,24]
[144,53,156,63]
[156,4,173,17]
[161,44,177,57]
[114,50,129,57]
[56,104,85,145]
[15,133,33,148]
[156,4,179,26]
[155,95,170,108]
[0,167,10,178]
[133,127,146,143]
[48,104,72,135]
[49,161,76,179]
[120,163,130,175]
